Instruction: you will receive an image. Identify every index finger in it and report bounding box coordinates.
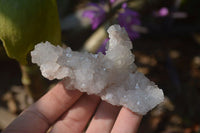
[3,81,83,133]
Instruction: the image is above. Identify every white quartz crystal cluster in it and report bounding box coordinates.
[31,25,164,115]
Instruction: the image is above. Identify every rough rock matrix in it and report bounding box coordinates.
[31,25,164,115]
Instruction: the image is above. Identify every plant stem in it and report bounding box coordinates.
[20,64,48,101]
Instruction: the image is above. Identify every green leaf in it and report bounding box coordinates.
[0,0,61,64]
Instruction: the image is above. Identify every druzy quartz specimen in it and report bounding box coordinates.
[31,25,164,115]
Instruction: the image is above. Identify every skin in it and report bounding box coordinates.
[2,81,142,133]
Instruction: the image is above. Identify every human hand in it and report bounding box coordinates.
[2,81,142,133]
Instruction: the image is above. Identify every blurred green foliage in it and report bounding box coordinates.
[0,0,61,64]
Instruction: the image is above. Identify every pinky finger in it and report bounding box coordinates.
[111,107,142,133]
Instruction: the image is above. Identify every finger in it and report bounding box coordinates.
[111,107,142,133]
[50,94,100,133]
[3,81,82,133]
[86,101,121,133]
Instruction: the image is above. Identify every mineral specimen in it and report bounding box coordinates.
[31,25,164,115]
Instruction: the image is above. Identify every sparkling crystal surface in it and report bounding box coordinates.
[31,24,164,115]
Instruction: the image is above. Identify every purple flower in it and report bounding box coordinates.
[97,38,109,54]
[158,7,169,17]
[82,3,106,30]
[154,7,169,17]
[118,3,141,40]
[110,0,116,4]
